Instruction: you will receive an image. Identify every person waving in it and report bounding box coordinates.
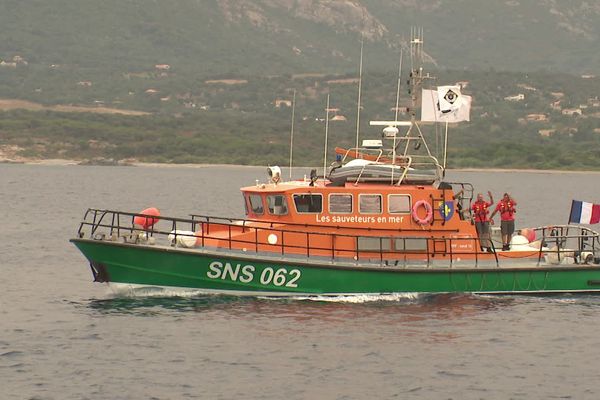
[472,191,494,252]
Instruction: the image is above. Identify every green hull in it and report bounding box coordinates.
[71,239,600,295]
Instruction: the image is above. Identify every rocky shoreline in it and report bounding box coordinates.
[2,155,600,174]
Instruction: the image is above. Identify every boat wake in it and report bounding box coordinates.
[105,283,428,303]
[281,293,424,303]
[107,283,597,306]
[105,284,209,299]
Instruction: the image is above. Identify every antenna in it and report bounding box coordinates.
[409,26,424,119]
[355,33,364,151]
[288,89,296,180]
[323,93,331,178]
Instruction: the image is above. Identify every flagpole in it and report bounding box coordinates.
[568,199,575,225]
[443,120,449,170]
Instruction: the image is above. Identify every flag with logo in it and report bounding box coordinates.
[421,86,472,123]
[569,200,600,224]
[437,86,463,112]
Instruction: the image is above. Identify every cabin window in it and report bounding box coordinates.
[329,194,352,214]
[242,194,249,215]
[267,195,288,215]
[388,194,411,214]
[359,194,382,214]
[248,194,264,215]
[293,194,323,213]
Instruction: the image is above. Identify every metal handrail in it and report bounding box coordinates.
[533,225,600,264]
[76,209,600,268]
[339,146,440,186]
[189,212,459,234]
[355,148,383,184]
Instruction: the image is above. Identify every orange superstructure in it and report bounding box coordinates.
[188,150,505,264]
[240,180,467,232]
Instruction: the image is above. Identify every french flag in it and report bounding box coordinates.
[569,200,600,224]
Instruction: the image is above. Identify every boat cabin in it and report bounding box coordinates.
[240,179,472,234]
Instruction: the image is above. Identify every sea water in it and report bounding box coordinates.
[2,163,600,400]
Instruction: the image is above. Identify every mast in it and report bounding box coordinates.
[288,89,296,180]
[403,27,423,157]
[368,29,465,185]
[402,28,436,162]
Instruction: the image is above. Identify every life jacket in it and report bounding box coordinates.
[473,201,489,218]
[500,200,515,216]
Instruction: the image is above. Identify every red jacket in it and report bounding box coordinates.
[495,199,517,221]
[472,200,492,222]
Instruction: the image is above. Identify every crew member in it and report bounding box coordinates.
[490,193,517,251]
[454,189,466,220]
[471,191,494,252]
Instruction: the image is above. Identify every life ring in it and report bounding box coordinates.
[412,200,433,225]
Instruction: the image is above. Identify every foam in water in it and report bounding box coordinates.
[282,293,423,303]
[106,283,208,298]
[106,283,425,303]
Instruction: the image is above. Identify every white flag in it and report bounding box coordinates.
[437,85,463,112]
[421,88,471,123]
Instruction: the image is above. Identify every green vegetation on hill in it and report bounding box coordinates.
[1,68,599,170]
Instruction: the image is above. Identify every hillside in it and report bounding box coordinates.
[1,68,599,169]
[1,0,599,79]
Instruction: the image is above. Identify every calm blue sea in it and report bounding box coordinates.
[2,164,600,400]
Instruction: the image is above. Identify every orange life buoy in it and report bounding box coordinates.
[133,207,160,229]
[412,200,433,225]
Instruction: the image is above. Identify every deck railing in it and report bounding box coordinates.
[338,146,442,185]
[76,209,600,268]
[533,225,600,265]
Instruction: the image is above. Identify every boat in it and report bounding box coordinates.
[71,32,600,296]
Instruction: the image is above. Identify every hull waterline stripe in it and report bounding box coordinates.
[105,283,600,297]
[71,238,600,273]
